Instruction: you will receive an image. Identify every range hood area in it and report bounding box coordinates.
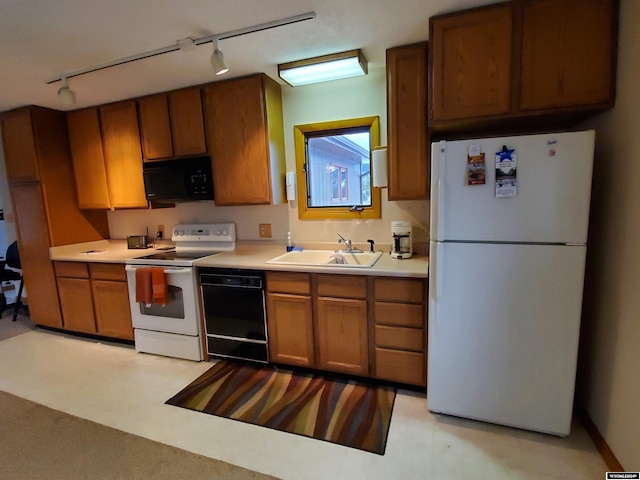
[142,156,214,204]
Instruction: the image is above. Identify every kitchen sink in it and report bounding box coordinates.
[266,250,382,268]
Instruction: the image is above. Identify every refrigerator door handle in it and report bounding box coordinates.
[430,141,447,241]
[428,242,444,336]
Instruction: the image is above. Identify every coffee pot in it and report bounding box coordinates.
[391,221,412,259]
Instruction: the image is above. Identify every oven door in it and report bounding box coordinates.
[125,265,200,336]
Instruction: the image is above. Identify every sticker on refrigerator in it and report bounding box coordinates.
[466,149,486,185]
[495,145,517,197]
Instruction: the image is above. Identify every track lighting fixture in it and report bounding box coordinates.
[210,38,229,75]
[46,12,316,103]
[57,77,76,106]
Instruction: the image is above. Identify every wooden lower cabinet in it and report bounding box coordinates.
[54,261,133,340]
[373,277,427,387]
[265,271,427,386]
[57,277,96,334]
[266,293,314,367]
[316,297,368,376]
[375,348,425,386]
[92,280,134,340]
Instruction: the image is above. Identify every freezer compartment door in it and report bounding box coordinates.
[430,130,594,244]
[428,241,586,435]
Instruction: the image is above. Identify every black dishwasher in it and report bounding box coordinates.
[199,268,268,363]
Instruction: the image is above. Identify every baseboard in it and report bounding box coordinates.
[577,405,624,471]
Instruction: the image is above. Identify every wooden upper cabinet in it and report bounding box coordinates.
[1,108,40,183]
[429,0,617,132]
[430,3,513,122]
[519,0,616,111]
[204,74,286,205]
[139,88,206,161]
[168,88,206,156]
[66,108,111,209]
[386,43,429,200]
[138,94,173,160]
[99,101,147,208]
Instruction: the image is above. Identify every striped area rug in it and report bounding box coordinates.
[166,361,396,455]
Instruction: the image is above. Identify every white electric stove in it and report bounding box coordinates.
[125,223,236,361]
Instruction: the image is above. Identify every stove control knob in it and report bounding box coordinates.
[215,230,221,236]
[222,229,229,236]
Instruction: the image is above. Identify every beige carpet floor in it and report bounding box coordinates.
[0,391,279,480]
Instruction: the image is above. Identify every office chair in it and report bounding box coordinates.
[0,241,25,322]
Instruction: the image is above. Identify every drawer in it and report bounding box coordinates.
[374,277,425,303]
[375,325,424,351]
[317,274,367,299]
[375,348,425,386]
[89,263,127,282]
[54,261,89,278]
[374,302,424,328]
[266,271,311,295]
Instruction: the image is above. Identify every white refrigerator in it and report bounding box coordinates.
[427,130,595,436]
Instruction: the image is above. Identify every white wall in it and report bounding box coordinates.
[578,0,640,469]
[109,66,430,250]
[282,66,429,250]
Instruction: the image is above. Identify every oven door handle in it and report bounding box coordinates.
[125,265,193,275]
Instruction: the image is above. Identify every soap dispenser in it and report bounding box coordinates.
[286,232,295,252]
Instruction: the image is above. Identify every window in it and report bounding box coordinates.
[294,116,381,220]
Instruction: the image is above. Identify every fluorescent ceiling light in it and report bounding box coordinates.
[278,49,368,87]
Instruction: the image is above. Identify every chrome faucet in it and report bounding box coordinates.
[336,233,363,253]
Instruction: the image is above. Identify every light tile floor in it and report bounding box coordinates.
[0,328,608,480]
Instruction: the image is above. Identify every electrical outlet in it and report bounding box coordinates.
[259,223,272,238]
[157,224,164,239]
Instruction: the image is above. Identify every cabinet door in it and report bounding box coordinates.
[57,277,97,334]
[92,280,134,340]
[386,43,429,200]
[9,183,63,328]
[1,108,39,183]
[519,0,615,111]
[100,101,147,208]
[204,76,272,205]
[316,297,368,375]
[430,3,513,122]
[266,293,314,367]
[138,94,173,160]
[66,108,111,208]
[169,88,206,156]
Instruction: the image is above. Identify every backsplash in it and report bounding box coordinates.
[107,202,289,241]
[107,196,429,247]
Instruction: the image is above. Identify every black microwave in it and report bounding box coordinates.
[143,156,214,203]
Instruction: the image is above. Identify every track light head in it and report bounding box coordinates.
[210,38,229,75]
[57,78,76,106]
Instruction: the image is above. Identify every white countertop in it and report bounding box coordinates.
[49,240,175,263]
[50,240,428,278]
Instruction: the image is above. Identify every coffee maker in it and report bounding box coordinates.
[391,221,412,259]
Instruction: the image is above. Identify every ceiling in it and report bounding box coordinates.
[0,0,494,113]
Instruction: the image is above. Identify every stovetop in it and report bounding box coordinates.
[126,223,236,267]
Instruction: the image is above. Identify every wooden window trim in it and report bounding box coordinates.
[295,116,381,220]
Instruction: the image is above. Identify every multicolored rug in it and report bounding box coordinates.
[166,361,396,455]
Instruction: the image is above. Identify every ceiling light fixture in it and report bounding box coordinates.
[278,49,368,87]
[210,38,229,75]
[46,11,316,98]
[57,77,76,106]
